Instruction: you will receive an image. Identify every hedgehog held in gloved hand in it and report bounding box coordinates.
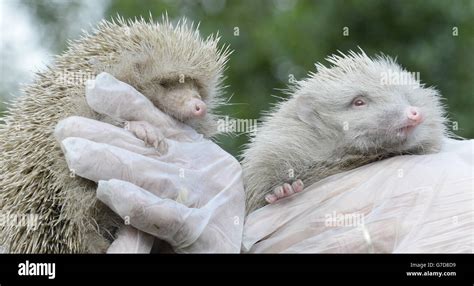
[0,15,231,253]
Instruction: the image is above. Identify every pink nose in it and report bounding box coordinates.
[193,102,207,117]
[406,106,422,125]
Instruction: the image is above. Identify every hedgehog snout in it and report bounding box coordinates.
[189,97,207,117]
[405,106,423,126]
[394,106,424,138]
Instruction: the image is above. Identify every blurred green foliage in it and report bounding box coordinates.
[2,0,473,157]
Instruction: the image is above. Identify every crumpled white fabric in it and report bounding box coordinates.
[54,72,245,253]
[243,138,474,253]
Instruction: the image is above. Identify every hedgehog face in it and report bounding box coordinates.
[97,17,231,137]
[138,77,207,122]
[106,51,210,123]
[296,50,446,155]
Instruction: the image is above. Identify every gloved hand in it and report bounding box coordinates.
[54,72,245,253]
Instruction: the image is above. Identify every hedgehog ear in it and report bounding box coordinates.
[296,94,321,128]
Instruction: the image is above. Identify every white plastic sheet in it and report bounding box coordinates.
[243,138,473,253]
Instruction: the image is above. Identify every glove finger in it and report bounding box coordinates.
[55,116,160,158]
[97,179,210,249]
[55,116,204,166]
[61,137,181,199]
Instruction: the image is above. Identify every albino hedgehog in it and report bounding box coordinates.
[0,15,230,253]
[242,49,448,214]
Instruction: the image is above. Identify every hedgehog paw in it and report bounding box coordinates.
[125,120,168,153]
[265,179,304,204]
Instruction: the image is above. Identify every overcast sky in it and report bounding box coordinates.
[0,0,110,100]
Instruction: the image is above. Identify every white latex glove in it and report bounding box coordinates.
[54,72,245,253]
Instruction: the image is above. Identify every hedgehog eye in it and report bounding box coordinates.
[352,97,366,107]
[159,81,171,88]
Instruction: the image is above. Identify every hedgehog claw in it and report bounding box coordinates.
[126,120,168,154]
[266,179,305,204]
